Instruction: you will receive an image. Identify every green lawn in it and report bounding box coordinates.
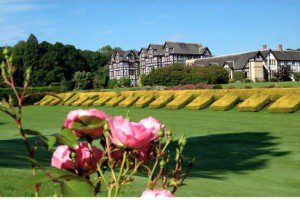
[0,106,299,197]
[221,81,300,89]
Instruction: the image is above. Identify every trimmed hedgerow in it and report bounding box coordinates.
[166,93,194,110]
[119,96,140,108]
[268,94,300,113]
[210,94,240,111]
[142,64,229,86]
[149,93,174,109]
[93,96,112,106]
[135,95,156,108]
[237,94,270,112]
[186,94,214,110]
[106,95,126,107]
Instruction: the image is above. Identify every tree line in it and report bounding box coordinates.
[0,34,121,89]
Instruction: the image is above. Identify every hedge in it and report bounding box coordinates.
[237,94,270,112]
[210,94,240,111]
[32,88,300,113]
[186,94,214,110]
[93,96,112,106]
[268,94,300,113]
[149,93,174,109]
[1,86,62,106]
[166,93,194,110]
[142,64,229,86]
[119,96,140,108]
[135,94,156,108]
[106,95,126,107]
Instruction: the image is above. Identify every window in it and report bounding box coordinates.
[129,70,135,76]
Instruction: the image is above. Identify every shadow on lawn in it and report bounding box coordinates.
[0,136,52,168]
[0,132,289,180]
[173,132,290,179]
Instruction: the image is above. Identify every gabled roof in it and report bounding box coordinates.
[147,44,164,56]
[163,41,205,55]
[271,50,300,61]
[192,51,260,70]
[112,50,139,62]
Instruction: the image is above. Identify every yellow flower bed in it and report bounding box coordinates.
[36,95,55,106]
[106,95,126,107]
[149,93,174,109]
[119,96,140,108]
[268,94,300,113]
[186,94,214,110]
[237,94,270,112]
[58,93,76,105]
[166,93,194,109]
[210,94,240,111]
[135,94,156,108]
[93,96,111,106]
[81,98,97,106]
[63,93,81,106]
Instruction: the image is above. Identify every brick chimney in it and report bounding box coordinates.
[278,44,283,52]
[262,44,267,50]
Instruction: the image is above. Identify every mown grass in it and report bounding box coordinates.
[0,106,299,197]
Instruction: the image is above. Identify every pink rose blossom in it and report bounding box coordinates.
[63,109,108,138]
[51,142,102,173]
[139,143,155,162]
[141,189,174,198]
[75,142,102,172]
[139,116,164,140]
[108,116,153,149]
[51,145,74,170]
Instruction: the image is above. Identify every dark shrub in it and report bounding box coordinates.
[108,78,118,89]
[244,86,253,89]
[118,77,131,87]
[243,78,253,83]
[61,79,75,92]
[272,65,293,81]
[269,77,279,82]
[233,71,245,81]
[143,64,229,86]
[212,84,222,89]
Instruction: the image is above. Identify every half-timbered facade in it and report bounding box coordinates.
[139,42,212,75]
[109,50,139,86]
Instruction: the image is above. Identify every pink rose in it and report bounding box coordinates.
[139,116,164,140]
[141,189,174,198]
[75,142,102,172]
[63,109,108,138]
[51,145,74,170]
[108,116,153,149]
[51,142,102,173]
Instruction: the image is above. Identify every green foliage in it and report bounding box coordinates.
[108,78,118,89]
[143,64,229,86]
[59,128,77,148]
[293,72,300,82]
[1,35,121,87]
[138,73,146,87]
[232,71,245,81]
[0,86,62,106]
[61,79,75,92]
[93,66,109,89]
[72,71,93,90]
[60,180,94,197]
[118,77,131,87]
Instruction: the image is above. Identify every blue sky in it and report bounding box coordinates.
[0,0,299,55]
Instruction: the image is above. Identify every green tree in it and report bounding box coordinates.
[12,41,26,86]
[93,65,109,89]
[72,71,93,90]
[24,34,40,86]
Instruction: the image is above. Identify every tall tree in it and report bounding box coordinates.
[12,41,26,86]
[24,34,40,86]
